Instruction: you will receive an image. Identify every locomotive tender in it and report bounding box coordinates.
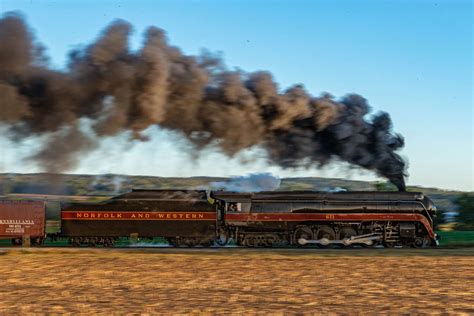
[58,189,439,248]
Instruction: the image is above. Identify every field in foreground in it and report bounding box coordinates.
[0,248,473,314]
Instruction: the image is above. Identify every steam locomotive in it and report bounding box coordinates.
[57,189,438,248]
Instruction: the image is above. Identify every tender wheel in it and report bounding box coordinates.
[315,226,336,247]
[293,226,313,246]
[166,238,178,247]
[184,238,198,247]
[70,238,80,247]
[103,238,115,247]
[88,238,97,247]
[202,239,214,247]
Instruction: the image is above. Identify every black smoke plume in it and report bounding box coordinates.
[0,13,407,190]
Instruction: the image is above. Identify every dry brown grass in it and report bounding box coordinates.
[0,248,473,314]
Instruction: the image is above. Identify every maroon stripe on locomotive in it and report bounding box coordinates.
[224,212,435,239]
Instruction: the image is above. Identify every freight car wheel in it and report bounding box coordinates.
[32,237,44,246]
[11,238,22,246]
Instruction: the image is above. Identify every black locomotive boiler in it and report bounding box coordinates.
[60,189,439,248]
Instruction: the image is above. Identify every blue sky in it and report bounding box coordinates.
[0,0,472,191]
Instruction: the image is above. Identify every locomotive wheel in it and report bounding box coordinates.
[412,237,428,248]
[315,226,336,248]
[243,236,256,247]
[215,230,229,246]
[383,242,396,248]
[339,227,357,248]
[266,235,277,247]
[339,227,357,239]
[293,226,313,246]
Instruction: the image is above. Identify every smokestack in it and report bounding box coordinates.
[0,13,406,191]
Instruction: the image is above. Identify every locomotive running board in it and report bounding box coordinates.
[298,233,382,246]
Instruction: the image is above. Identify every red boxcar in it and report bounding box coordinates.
[0,200,46,245]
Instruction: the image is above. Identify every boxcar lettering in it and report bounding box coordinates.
[199,214,204,219]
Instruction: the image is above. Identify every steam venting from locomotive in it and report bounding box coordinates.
[211,173,281,192]
[0,14,407,190]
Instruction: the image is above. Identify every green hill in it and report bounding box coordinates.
[0,173,467,214]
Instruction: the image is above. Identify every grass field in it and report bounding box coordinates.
[0,248,473,314]
[437,231,474,247]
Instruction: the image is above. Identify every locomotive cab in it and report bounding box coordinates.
[226,202,251,213]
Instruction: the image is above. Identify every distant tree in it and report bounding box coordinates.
[433,209,447,230]
[455,193,474,230]
[374,181,397,191]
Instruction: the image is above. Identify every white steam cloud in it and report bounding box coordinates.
[210,173,280,192]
